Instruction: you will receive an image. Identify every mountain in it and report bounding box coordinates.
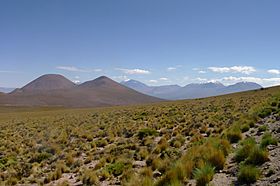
[11,74,75,94]
[174,82,226,99]
[121,79,152,93]
[121,80,181,99]
[0,75,162,107]
[121,80,262,100]
[224,82,262,94]
[0,87,15,93]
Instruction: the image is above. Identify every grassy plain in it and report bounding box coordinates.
[0,86,280,185]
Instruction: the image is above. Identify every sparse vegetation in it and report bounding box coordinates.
[0,86,279,185]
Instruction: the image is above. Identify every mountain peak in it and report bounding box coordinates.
[14,74,75,93]
[78,76,119,88]
[95,76,110,80]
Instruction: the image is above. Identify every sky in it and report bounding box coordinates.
[1,0,280,88]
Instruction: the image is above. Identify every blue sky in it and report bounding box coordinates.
[1,0,280,87]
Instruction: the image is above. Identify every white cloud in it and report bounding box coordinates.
[166,65,182,71]
[56,66,102,73]
[268,69,280,75]
[149,80,158,83]
[193,68,206,74]
[221,76,280,87]
[112,75,130,81]
[208,66,256,75]
[195,77,208,82]
[189,75,280,87]
[159,77,169,81]
[167,67,176,71]
[198,70,206,74]
[116,68,150,75]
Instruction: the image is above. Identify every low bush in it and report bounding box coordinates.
[258,125,267,132]
[29,152,52,163]
[106,161,129,176]
[245,146,268,165]
[82,169,100,186]
[137,128,159,140]
[235,138,256,163]
[225,127,242,143]
[241,124,250,132]
[193,164,215,186]
[238,165,259,184]
[257,107,273,118]
[260,132,278,148]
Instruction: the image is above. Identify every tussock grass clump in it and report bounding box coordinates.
[257,107,273,118]
[241,124,250,132]
[139,147,149,160]
[106,159,132,176]
[260,132,278,148]
[82,169,100,186]
[245,146,269,165]
[235,137,256,163]
[235,137,268,165]
[258,125,267,132]
[238,165,259,184]
[224,127,242,143]
[137,128,159,140]
[156,138,229,186]
[193,164,215,186]
[29,152,52,163]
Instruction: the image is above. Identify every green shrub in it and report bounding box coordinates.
[235,138,256,163]
[106,161,130,176]
[193,164,215,186]
[95,139,108,147]
[238,165,259,184]
[258,125,267,132]
[225,128,242,143]
[241,124,250,132]
[257,107,272,118]
[260,132,278,148]
[137,128,159,139]
[30,152,52,163]
[245,146,268,165]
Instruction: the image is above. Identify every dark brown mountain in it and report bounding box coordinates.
[0,74,162,107]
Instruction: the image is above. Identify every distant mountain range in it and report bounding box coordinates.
[121,79,262,100]
[0,74,263,107]
[0,87,15,93]
[0,74,162,107]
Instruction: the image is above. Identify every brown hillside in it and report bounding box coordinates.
[11,74,76,94]
[0,75,162,107]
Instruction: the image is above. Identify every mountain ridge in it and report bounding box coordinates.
[121,79,262,100]
[0,74,162,107]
